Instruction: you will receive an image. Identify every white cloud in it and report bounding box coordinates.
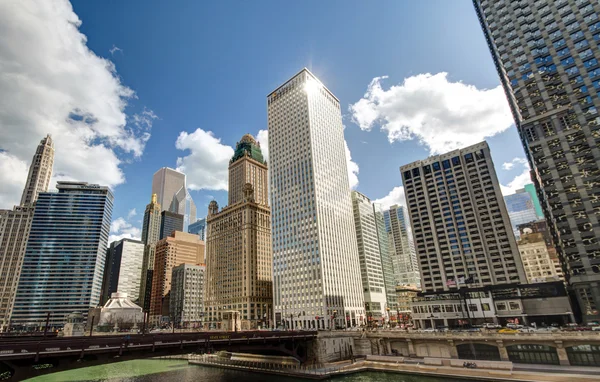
[344,141,360,189]
[256,129,269,162]
[127,208,137,220]
[108,217,141,243]
[501,168,532,196]
[175,128,234,191]
[109,45,122,55]
[374,186,406,210]
[349,72,513,154]
[0,0,154,209]
[502,157,529,171]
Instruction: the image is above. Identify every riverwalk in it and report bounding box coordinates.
[188,353,600,382]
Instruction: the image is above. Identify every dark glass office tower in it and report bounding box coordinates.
[11,182,113,328]
[474,0,600,322]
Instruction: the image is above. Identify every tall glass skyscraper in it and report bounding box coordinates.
[384,205,421,289]
[504,188,540,239]
[268,68,365,329]
[474,0,600,322]
[11,182,113,328]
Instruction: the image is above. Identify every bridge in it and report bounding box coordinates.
[0,330,318,380]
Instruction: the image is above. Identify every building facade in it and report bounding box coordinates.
[205,134,273,330]
[149,231,204,324]
[101,239,144,305]
[473,0,600,322]
[151,167,196,231]
[139,194,162,312]
[518,231,563,283]
[20,134,54,206]
[384,205,421,288]
[401,142,527,293]
[351,191,390,324]
[188,218,206,241]
[268,68,365,329]
[0,135,54,331]
[160,210,184,240]
[11,182,113,328]
[504,188,540,239]
[373,203,399,312]
[170,263,205,328]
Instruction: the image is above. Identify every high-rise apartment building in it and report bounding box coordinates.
[159,211,184,240]
[101,239,144,304]
[188,218,206,241]
[20,134,54,206]
[0,135,54,331]
[473,0,600,322]
[170,263,205,328]
[139,194,162,312]
[504,189,540,239]
[384,205,421,289]
[268,68,365,329]
[152,167,196,231]
[518,231,563,283]
[351,191,391,323]
[11,182,113,328]
[401,142,527,293]
[149,231,204,323]
[205,134,273,330]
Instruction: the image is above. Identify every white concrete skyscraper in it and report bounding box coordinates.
[268,68,365,330]
[20,134,54,206]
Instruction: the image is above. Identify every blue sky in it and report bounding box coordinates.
[0,1,531,242]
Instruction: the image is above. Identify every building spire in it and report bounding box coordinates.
[20,133,55,206]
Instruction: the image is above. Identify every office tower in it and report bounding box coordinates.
[20,134,54,206]
[0,135,55,331]
[401,142,527,293]
[517,220,565,281]
[523,184,544,219]
[373,203,399,311]
[351,191,391,324]
[384,205,421,289]
[159,211,184,240]
[188,218,206,241]
[149,231,204,323]
[473,0,600,322]
[152,167,196,231]
[101,239,144,304]
[504,189,540,239]
[518,230,563,283]
[170,263,205,328]
[268,68,365,329]
[139,194,162,312]
[11,182,113,328]
[205,134,273,330]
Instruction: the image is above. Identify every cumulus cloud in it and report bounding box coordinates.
[109,45,122,55]
[175,128,234,191]
[502,157,529,171]
[374,186,406,210]
[0,0,154,209]
[108,217,141,243]
[127,208,137,220]
[344,141,360,189]
[349,73,513,154]
[501,169,532,195]
[256,129,269,162]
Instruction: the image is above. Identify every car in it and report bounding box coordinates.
[518,327,536,333]
[484,323,501,329]
[592,326,600,331]
[506,323,524,329]
[498,328,518,334]
[422,328,436,332]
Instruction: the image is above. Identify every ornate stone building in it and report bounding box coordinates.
[205,134,273,330]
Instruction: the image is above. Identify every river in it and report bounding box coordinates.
[24,359,474,382]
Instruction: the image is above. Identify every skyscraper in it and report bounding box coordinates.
[384,205,421,289]
[205,134,273,330]
[152,167,196,231]
[159,210,184,240]
[524,184,544,219]
[139,194,162,312]
[101,238,144,305]
[351,191,391,324]
[401,142,527,293]
[20,134,54,206]
[170,263,205,328]
[11,182,113,328]
[188,218,206,241]
[0,135,54,331]
[268,68,365,329]
[473,0,600,322]
[373,203,399,312]
[149,231,204,324]
[504,189,540,239]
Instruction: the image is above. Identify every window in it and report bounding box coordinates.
[509,301,521,311]
[403,170,411,180]
[442,159,451,169]
[496,302,507,311]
